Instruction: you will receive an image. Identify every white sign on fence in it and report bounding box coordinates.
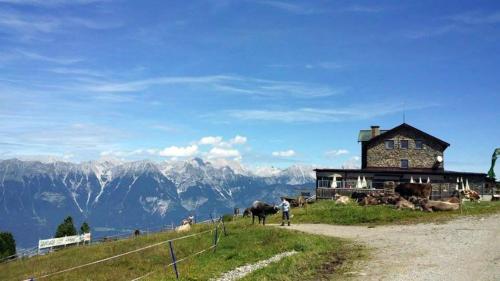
[38,233,91,250]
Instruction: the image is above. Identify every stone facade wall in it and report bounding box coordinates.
[366,128,446,169]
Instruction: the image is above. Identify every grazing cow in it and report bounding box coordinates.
[175,223,191,233]
[134,229,141,237]
[359,196,379,206]
[379,195,400,205]
[424,200,459,211]
[407,196,433,212]
[335,196,350,205]
[395,183,432,199]
[444,197,460,204]
[242,208,252,217]
[395,197,415,210]
[351,192,368,203]
[250,201,279,225]
[297,196,306,208]
[461,190,480,202]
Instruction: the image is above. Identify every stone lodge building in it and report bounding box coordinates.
[315,123,487,198]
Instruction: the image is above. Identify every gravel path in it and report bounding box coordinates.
[211,251,298,281]
[283,214,500,281]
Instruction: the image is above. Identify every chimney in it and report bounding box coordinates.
[371,125,380,138]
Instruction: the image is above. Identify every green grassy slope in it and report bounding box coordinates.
[0,220,362,281]
[268,200,500,225]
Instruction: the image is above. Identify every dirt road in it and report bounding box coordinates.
[284,214,500,281]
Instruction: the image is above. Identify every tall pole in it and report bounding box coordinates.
[168,241,179,279]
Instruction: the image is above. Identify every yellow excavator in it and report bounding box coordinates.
[487,148,500,200]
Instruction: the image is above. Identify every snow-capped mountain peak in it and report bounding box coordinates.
[0,158,315,248]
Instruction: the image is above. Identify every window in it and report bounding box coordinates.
[317,177,332,188]
[401,159,409,169]
[415,140,423,149]
[400,140,409,149]
[385,140,394,149]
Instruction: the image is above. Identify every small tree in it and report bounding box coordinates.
[55,216,77,238]
[80,222,90,234]
[0,232,16,259]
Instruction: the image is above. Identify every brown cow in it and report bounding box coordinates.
[395,183,432,199]
[444,197,460,204]
[296,196,306,207]
[424,200,459,211]
[395,197,415,210]
[335,196,350,205]
[461,190,480,202]
[359,196,379,206]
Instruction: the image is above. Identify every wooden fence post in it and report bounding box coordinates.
[168,241,179,279]
[221,217,228,236]
[213,225,218,253]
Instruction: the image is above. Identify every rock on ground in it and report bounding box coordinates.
[212,251,298,281]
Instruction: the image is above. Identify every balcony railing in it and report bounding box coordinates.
[317,179,375,189]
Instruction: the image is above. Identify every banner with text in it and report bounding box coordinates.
[38,233,91,250]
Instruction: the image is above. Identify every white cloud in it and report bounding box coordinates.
[340,5,384,13]
[48,67,106,77]
[0,11,59,33]
[305,62,343,70]
[406,24,460,39]
[159,145,198,157]
[16,50,82,64]
[99,149,158,158]
[326,149,349,157]
[230,135,247,145]
[199,135,247,147]
[199,136,223,145]
[407,11,500,40]
[0,0,107,6]
[83,75,339,98]
[448,11,500,25]
[225,102,438,123]
[207,147,240,159]
[272,150,296,157]
[0,9,120,42]
[342,156,361,169]
[94,134,247,162]
[256,1,319,15]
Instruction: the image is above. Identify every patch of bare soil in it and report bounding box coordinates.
[283,214,500,281]
[316,252,346,280]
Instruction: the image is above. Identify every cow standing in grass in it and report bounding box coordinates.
[395,183,432,199]
[250,201,279,225]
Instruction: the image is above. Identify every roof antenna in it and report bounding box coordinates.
[402,101,406,124]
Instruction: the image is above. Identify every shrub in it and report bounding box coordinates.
[80,222,90,234]
[55,216,77,238]
[0,232,16,260]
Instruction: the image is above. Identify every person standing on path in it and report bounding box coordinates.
[278,197,291,226]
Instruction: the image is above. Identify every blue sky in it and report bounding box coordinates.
[0,0,499,173]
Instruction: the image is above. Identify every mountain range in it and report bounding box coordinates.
[0,158,315,248]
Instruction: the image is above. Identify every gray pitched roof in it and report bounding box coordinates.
[358,123,450,148]
[358,129,388,142]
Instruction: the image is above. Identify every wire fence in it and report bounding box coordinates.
[1,217,220,265]
[17,218,226,281]
[131,219,225,281]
